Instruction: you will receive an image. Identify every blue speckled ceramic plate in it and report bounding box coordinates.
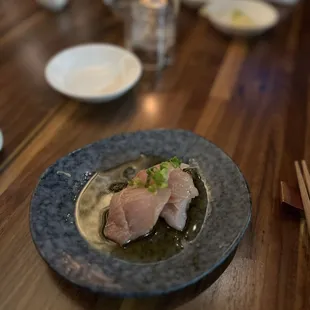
[30,129,251,297]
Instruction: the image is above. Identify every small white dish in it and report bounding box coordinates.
[45,44,142,103]
[200,0,279,37]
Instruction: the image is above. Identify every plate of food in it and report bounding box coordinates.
[30,129,251,296]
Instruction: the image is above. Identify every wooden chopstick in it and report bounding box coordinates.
[295,161,310,235]
[301,160,310,197]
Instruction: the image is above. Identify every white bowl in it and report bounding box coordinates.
[200,0,279,37]
[45,44,142,103]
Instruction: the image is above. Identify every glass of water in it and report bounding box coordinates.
[125,0,177,71]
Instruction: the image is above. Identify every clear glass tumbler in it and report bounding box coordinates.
[125,0,177,70]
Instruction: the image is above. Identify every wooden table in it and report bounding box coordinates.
[1,1,310,309]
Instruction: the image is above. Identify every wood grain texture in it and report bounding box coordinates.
[0,1,309,309]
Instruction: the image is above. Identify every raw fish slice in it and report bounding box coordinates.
[161,199,192,231]
[104,187,171,245]
[160,169,199,231]
[133,163,199,232]
[168,169,199,203]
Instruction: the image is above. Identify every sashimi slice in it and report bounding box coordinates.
[160,169,199,231]
[160,199,192,231]
[168,169,199,203]
[104,187,171,245]
[132,161,199,232]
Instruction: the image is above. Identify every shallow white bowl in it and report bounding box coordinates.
[200,0,279,37]
[45,44,142,103]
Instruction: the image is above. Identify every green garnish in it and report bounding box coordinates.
[150,166,169,187]
[148,184,158,193]
[129,156,182,193]
[128,178,144,187]
[160,162,170,170]
[169,156,182,168]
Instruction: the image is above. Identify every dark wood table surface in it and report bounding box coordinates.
[1,0,310,309]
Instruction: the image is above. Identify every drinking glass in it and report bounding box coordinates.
[125,0,177,70]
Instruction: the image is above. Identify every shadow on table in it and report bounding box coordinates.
[69,88,137,125]
[48,249,236,310]
[137,71,165,93]
[66,70,169,131]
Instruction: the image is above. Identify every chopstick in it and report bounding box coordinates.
[295,160,310,235]
[301,160,310,197]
